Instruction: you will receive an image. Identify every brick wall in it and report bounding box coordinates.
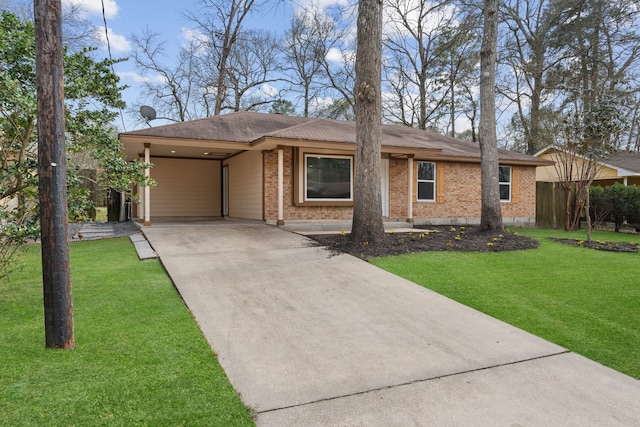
[263,148,537,225]
[264,148,353,221]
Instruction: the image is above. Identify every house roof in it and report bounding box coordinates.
[120,111,547,165]
[534,146,640,177]
[606,151,640,174]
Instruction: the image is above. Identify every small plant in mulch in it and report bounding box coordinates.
[310,226,540,260]
[550,238,639,253]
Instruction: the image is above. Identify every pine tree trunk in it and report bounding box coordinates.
[478,0,504,231]
[351,0,385,243]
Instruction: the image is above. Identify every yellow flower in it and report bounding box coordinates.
[487,242,494,247]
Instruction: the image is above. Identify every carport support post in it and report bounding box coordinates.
[407,156,414,223]
[138,153,144,223]
[144,143,151,226]
[277,147,284,225]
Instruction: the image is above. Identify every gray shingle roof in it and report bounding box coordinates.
[607,151,640,174]
[121,111,543,164]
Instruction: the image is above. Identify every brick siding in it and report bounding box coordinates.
[264,148,537,225]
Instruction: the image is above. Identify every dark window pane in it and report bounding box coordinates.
[418,162,434,180]
[418,182,434,200]
[306,156,352,199]
[500,184,510,200]
[499,166,510,183]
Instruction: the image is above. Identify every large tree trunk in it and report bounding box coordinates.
[351,0,385,243]
[478,0,503,231]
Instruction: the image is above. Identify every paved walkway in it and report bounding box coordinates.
[141,222,640,426]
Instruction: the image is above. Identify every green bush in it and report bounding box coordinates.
[590,184,640,231]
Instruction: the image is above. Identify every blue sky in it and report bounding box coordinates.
[66,0,306,131]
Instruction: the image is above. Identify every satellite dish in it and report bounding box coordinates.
[140,105,157,122]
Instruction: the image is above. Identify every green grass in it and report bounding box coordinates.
[371,227,640,380]
[0,239,254,426]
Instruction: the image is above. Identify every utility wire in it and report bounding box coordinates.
[102,0,127,132]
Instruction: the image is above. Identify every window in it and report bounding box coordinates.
[499,166,511,201]
[417,161,436,201]
[305,155,352,201]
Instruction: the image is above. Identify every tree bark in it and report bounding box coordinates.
[351,0,385,243]
[35,0,74,349]
[478,0,503,231]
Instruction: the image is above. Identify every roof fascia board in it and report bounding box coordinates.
[255,136,443,156]
[119,134,251,150]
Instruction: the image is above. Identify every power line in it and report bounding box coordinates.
[101,0,127,132]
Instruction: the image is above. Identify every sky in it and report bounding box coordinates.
[58,0,473,134]
[64,0,303,131]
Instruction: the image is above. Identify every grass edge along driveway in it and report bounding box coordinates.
[371,227,640,380]
[0,238,254,427]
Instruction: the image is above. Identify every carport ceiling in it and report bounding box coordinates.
[147,144,241,160]
[121,138,245,161]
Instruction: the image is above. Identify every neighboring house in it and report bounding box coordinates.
[119,111,549,227]
[535,146,640,186]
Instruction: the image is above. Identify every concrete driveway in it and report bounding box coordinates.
[141,222,640,426]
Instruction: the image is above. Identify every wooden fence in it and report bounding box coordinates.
[536,181,575,229]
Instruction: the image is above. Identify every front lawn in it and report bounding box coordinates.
[0,238,254,426]
[371,227,640,380]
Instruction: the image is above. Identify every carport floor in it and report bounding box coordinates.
[141,222,640,426]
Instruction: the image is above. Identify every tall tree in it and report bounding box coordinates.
[320,38,356,120]
[185,0,263,116]
[131,28,200,122]
[34,0,73,349]
[499,0,582,154]
[351,0,385,243]
[225,29,282,112]
[383,0,474,131]
[479,0,504,230]
[283,4,337,117]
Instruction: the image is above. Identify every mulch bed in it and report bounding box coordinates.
[310,226,539,260]
[549,238,639,253]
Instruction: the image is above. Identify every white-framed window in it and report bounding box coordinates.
[417,161,436,201]
[499,165,511,202]
[304,154,353,201]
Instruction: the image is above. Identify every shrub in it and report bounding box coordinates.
[590,184,640,232]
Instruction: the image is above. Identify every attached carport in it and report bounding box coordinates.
[120,131,248,225]
[147,157,221,217]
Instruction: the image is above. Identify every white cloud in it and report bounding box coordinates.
[260,84,279,98]
[181,28,208,45]
[312,96,334,109]
[94,26,130,53]
[118,71,165,84]
[63,0,119,19]
[325,47,355,65]
[297,0,351,10]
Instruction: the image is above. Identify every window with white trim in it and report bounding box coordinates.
[499,166,511,202]
[417,161,436,201]
[305,154,353,201]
